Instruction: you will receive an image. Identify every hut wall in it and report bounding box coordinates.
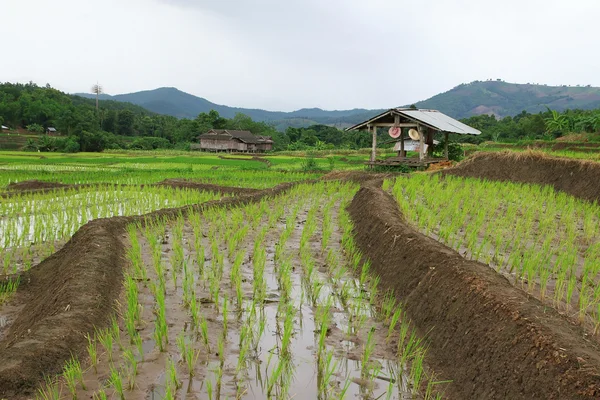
[256,143,273,152]
[200,138,248,151]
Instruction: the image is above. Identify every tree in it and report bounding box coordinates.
[102,109,117,133]
[196,110,227,130]
[117,110,135,135]
[544,109,569,134]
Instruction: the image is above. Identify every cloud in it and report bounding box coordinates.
[1,0,599,111]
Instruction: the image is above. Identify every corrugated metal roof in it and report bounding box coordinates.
[345,108,481,135]
[395,109,480,135]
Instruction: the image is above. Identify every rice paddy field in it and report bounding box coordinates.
[3,149,600,399]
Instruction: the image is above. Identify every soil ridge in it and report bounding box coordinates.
[444,151,600,203]
[348,180,600,399]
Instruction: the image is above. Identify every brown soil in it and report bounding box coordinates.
[0,182,300,399]
[156,178,261,195]
[6,180,71,191]
[348,180,600,399]
[2,179,262,197]
[444,151,600,203]
[0,217,126,399]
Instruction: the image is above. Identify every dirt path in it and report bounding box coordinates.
[348,179,600,399]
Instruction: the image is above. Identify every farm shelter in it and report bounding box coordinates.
[346,108,480,167]
[46,127,57,134]
[1,125,8,130]
[193,129,274,152]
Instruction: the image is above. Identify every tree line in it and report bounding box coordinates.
[1,82,600,153]
[459,108,600,144]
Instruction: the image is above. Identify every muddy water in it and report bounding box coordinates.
[69,183,420,400]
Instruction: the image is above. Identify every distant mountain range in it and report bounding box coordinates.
[74,81,600,130]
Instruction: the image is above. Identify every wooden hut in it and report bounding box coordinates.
[346,108,480,167]
[195,129,273,152]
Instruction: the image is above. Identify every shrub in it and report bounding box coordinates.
[26,123,44,133]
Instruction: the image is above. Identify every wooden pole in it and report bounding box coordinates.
[400,134,405,157]
[370,125,377,163]
[418,124,425,162]
[444,132,449,160]
[427,129,434,157]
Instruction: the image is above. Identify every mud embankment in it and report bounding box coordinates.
[1,179,262,198]
[0,182,299,399]
[445,151,600,203]
[348,180,600,399]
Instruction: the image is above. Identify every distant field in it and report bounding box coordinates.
[0,132,42,150]
[467,141,600,162]
[0,150,382,189]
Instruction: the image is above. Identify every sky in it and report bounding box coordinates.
[1,0,599,111]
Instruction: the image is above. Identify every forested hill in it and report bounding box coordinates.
[413,81,600,119]
[75,81,600,127]
[74,87,381,128]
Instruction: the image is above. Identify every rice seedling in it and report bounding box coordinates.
[154,286,168,351]
[96,327,114,362]
[86,333,98,373]
[108,364,125,400]
[0,276,20,304]
[122,348,138,390]
[62,356,86,399]
[92,389,108,400]
[206,377,213,400]
[167,357,181,391]
[199,314,210,352]
[35,376,61,400]
[183,341,201,377]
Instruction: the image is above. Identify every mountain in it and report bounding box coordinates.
[74,87,384,128]
[413,80,600,119]
[74,81,600,129]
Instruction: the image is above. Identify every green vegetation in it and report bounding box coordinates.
[0,151,334,189]
[31,179,443,399]
[460,108,600,144]
[386,174,600,330]
[0,83,375,152]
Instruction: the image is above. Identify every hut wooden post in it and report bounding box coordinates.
[418,124,425,162]
[370,124,377,163]
[444,132,449,160]
[400,134,405,157]
[427,129,434,157]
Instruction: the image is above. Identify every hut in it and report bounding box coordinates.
[1,125,8,130]
[46,127,57,134]
[195,129,273,152]
[346,108,480,167]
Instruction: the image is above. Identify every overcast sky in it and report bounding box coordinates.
[1,0,599,111]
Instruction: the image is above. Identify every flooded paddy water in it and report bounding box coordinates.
[60,181,438,400]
